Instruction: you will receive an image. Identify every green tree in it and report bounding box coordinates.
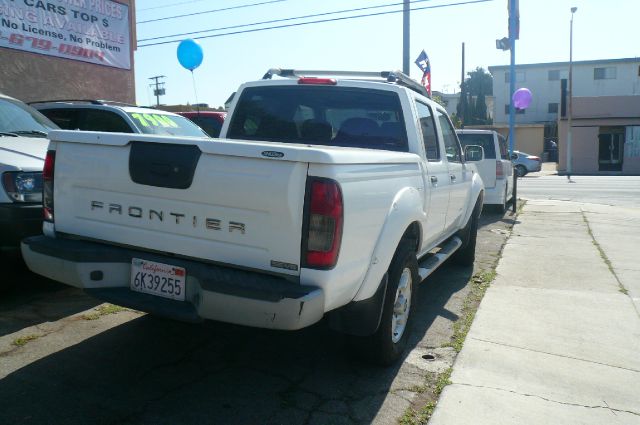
[458,67,493,126]
[432,95,446,108]
[450,113,463,129]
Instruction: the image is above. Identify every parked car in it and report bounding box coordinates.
[0,93,58,259]
[31,100,209,138]
[177,111,226,137]
[457,129,513,212]
[511,150,542,177]
[21,69,484,365]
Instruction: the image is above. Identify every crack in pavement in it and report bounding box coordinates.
[469,337,640,374]
[452,382,640,417]
[581,209,640,320]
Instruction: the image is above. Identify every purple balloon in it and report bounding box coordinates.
[512,88,532,109]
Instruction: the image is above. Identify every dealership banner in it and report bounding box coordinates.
[0,0,131,69]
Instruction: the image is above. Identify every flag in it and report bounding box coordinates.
[414,50,431,97]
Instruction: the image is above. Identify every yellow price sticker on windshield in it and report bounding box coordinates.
[156,115,179,128]
[131,113,180,128]
[130,113,149,127]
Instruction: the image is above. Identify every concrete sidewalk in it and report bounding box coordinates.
[429,199,640,424]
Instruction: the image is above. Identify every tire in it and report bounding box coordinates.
[495,187,507,214]
[350,242,419,366]
[515,164,527,177]
[453,199,480,267]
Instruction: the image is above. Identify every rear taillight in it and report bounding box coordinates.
[43,150,55,222]
[302,178,343,269]
[298,77,337,85]
[496,160,505,179]
[528,155,541,162]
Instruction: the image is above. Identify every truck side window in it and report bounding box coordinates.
[39,108,80,130]
[416,102,440,161]
[436,110,461,163]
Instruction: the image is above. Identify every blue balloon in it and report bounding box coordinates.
[177,39,203,71]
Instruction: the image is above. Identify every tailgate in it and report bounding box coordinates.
[53,139,308,276]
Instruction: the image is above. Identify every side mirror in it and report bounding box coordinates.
[510,153,517,160]
[464,145,484,162]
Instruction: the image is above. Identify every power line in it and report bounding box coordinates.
[138,0,493,48]
[138,0,214,12]
[138,0,212,12]
[139,0,432,43]
[137,0,287,25]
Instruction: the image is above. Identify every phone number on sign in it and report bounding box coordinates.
[3,33,105,61]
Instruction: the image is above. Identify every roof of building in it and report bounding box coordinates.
[488,57,640,72]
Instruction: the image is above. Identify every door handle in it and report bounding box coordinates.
[450,174,456,182]
[430,176,438,184]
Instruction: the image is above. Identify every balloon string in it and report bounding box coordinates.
[191,70,200,114]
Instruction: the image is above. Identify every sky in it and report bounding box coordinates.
[133,0,640,108]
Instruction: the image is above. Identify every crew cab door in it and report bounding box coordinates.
[435,109,467,231]
[415,101,449,249]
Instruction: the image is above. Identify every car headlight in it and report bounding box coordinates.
[1,171,43,202]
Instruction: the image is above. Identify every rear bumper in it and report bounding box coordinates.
[21,235,324,330]
[483,179,507,205]
[529,162,542,172]
[0,203,42,251]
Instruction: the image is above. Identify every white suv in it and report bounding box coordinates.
[457,129,513,212]
[31,100,208,138]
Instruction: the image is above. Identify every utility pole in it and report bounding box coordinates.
[461,42,465,125]
[567,7,577,180]
[403,0,410,74]
[149,75,166,107]
[508,0,518,213]
[508,0,517,156]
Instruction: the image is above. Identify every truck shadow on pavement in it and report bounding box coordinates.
[1,264,99,338]
[0,262,472,425]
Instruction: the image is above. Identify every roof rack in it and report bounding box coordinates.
[27,99,137,107]
[261,68,430,98]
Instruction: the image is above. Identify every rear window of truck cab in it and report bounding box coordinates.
[457,133,497,159]
[227,85,408,152]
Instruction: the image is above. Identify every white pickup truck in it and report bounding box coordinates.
[22,70,484,364]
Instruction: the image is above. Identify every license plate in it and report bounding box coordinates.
[130,258,186,301]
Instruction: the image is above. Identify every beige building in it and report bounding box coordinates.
[0,0,136,104]
[559,96,640,175]
[465,124,545,157]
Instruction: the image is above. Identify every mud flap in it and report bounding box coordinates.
[328,273,388,336]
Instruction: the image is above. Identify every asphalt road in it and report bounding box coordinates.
[0,211,515,425]
[517,174,640,208]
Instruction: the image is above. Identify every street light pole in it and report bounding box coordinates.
[403,0,410,74]
[567,7,577,180]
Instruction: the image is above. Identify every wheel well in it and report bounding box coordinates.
[400,222,421,253]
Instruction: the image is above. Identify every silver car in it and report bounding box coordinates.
[511,150,541,177]
[0,93,57,257]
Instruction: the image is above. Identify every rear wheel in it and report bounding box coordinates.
[453,199,480,266]
[351,243,418,366]
[494,186,507,214]
[515,164,527,177]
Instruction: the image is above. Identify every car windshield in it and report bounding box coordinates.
[0,97,58,136]
[227,85,408,152]
[127,112,208,137]
[457,133,496,159]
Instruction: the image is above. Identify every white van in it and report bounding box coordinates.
[457,129,513,212]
